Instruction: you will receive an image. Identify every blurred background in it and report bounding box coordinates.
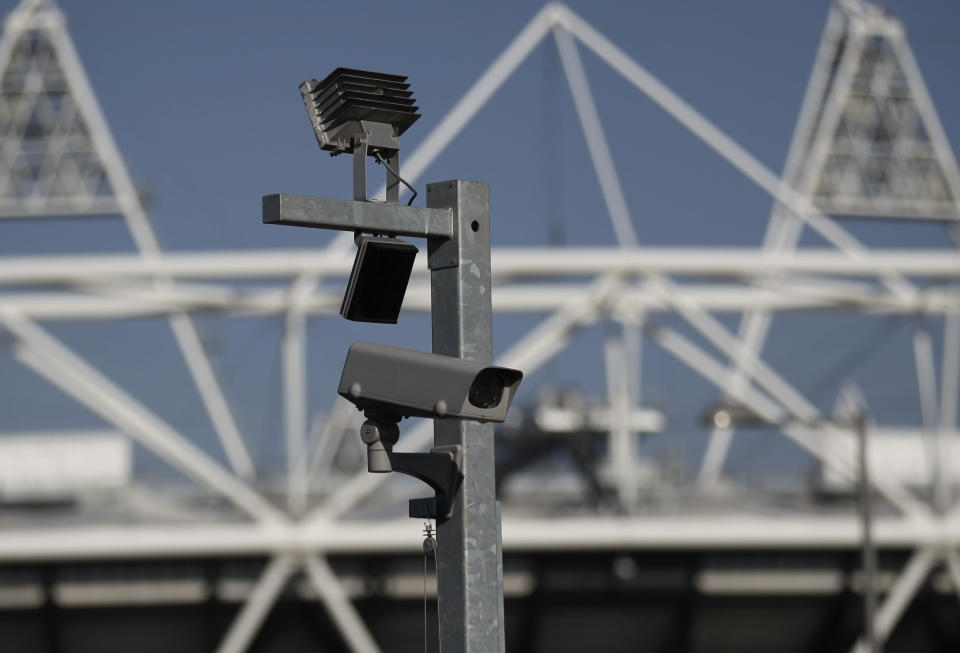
[0,0,959,651]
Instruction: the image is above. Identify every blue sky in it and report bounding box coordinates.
[1,0,959,483]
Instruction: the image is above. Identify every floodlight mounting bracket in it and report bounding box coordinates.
[352,121,402,203]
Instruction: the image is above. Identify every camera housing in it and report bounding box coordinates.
[338,341,523,422]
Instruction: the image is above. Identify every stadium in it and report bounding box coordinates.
[0,0,959,651]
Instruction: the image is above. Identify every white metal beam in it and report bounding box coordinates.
[759,2,846,252]
[169,312,255,480]
[215,555,294,653]
[0,310,284,523]
[553,22,646,514]
[604,336,637,510]
[284,275,317,515]
[284,307,307,514]
[649,278,821,422]
[44,6,158,255]
[308,398,361,487]
[0,515,950,560]
[7,278,960,321]
[945,549,960,606]
[941,313,960,512]
[912,324,941,506]
[646,324,930,518]
[698,429,735,489]
[849,548,936,653]
[304,555,381,653]
[553,26,637,247]
[5,248,960,284]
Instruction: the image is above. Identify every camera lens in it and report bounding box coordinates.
[468,369,504,409]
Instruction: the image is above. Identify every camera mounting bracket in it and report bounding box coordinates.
[360,412,463,522]
[397,445,463,522]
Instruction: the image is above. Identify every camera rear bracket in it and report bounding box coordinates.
[359,413,463,521]
[396,445,463,521]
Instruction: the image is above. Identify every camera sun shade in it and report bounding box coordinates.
[340,235,418,324]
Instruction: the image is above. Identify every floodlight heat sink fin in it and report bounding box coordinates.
[300,68,421,153]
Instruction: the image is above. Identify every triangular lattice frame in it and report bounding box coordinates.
[794,0,960,221]
[0,0,128,217]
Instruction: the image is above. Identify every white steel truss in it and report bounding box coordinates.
[0,0,119,218]
[806,1,960,221]
[0,1,959,652]
[699,0,960,487]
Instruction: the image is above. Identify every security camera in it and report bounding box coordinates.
[338,341,521,520]
[338,341,523,422]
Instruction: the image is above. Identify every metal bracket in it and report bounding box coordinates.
[384,444,462,522]
[352,122,401,203]
[263,194,453,239]
[426,182,461,270]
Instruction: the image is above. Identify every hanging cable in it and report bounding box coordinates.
[373,151,419,205]
[433,536,440,652]
[423,551,428,653]
[422,519,439,653]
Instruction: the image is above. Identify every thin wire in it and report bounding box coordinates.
[423,553,428,653]
[423,519,439,653]
[373,151,419,205]
[433,534,441,653]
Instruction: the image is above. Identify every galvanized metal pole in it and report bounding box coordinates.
[427,180,503,652]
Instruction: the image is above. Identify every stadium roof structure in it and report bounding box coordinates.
[1,0,960,651]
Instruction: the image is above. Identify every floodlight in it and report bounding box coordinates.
[300,68,420,203]
[300,68,420,154]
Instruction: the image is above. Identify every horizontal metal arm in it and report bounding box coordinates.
[262,194,454,239]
